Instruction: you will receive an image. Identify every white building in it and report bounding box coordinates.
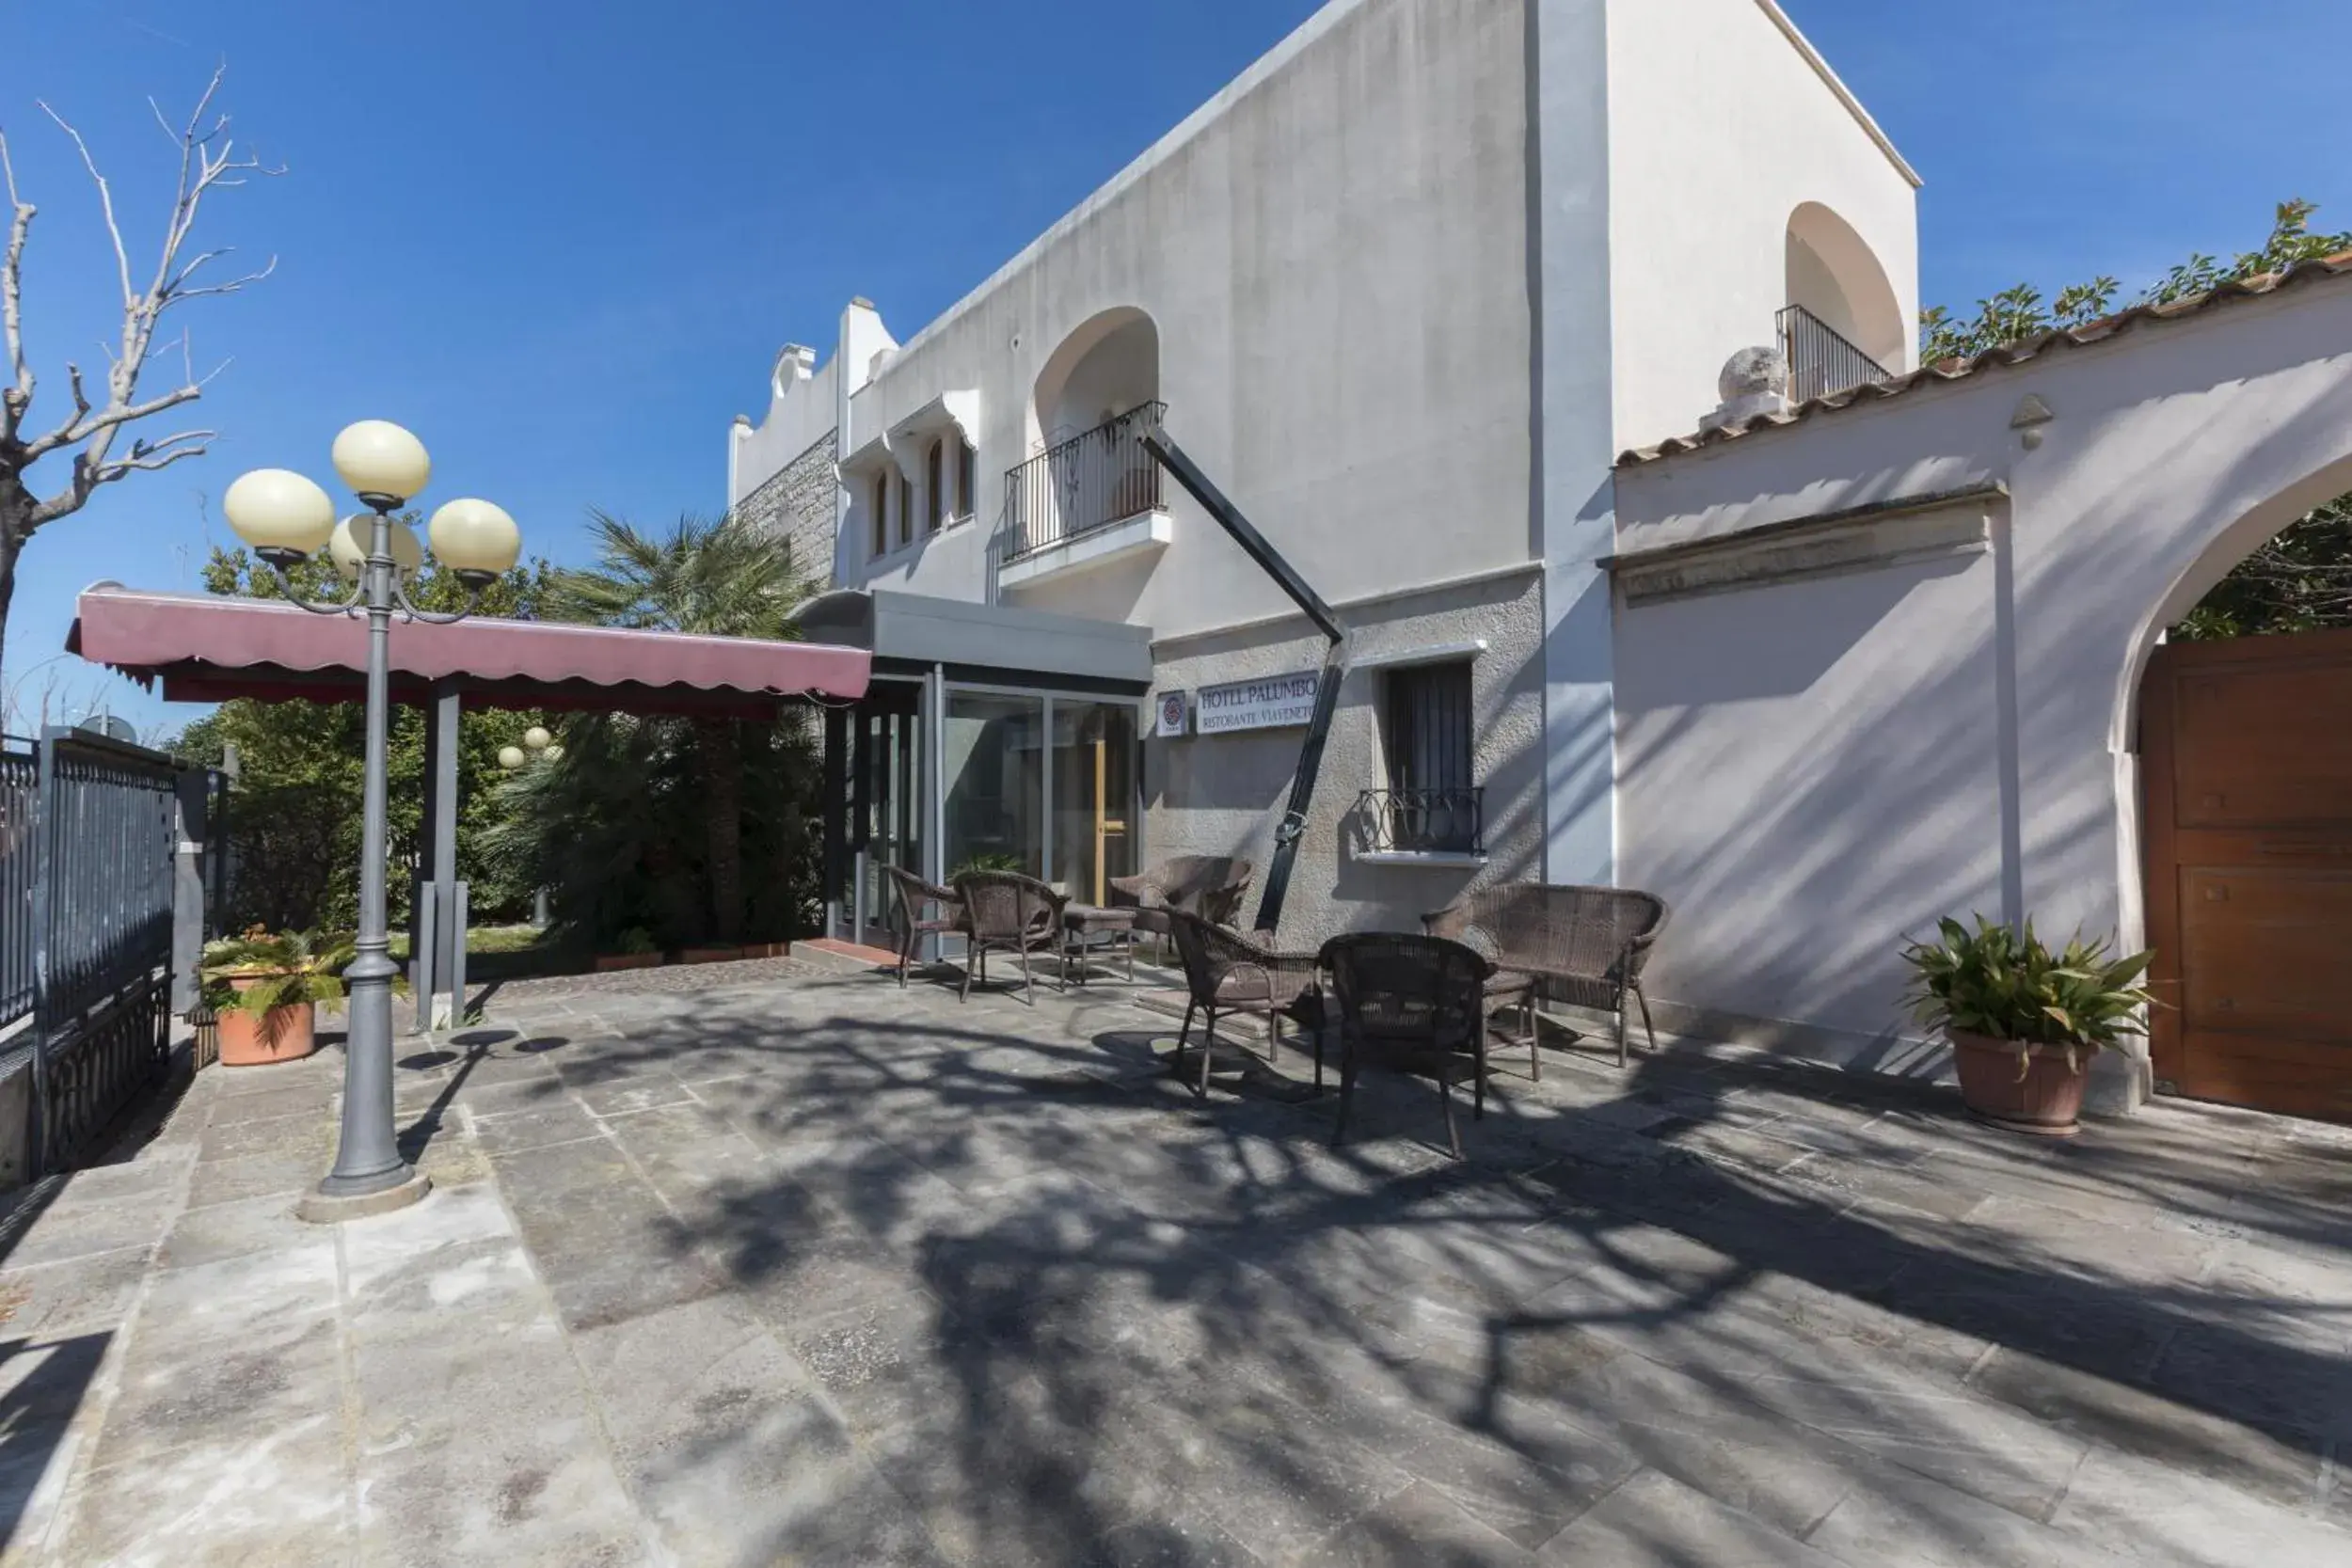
[1610,256,2352,1120]
[730,0,1917,951]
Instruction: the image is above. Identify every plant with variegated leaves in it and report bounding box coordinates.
[1899,916,2157,1073]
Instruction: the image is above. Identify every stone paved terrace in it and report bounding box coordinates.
[0,947,2347,1566]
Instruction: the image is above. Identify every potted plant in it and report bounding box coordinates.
[594,927,663,973]
[1900,915,2156,1137]
[200,928,355,1068]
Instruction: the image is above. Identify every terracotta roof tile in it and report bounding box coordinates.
[1616,249,2352,467]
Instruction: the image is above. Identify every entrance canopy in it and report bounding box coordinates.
[794,588,1153,690]
[66,582,871,717]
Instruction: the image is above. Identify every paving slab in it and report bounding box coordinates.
[8,959,2350,1568]
[1534,1469,1845,1565]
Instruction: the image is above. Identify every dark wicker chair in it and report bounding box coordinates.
[1108,855,1255,956]
[1424,884,1668,1069]
[951,870,1067,1005]
[1320,932,1494,1159]
[1166,910,1323,1098]
[879,865,961,989]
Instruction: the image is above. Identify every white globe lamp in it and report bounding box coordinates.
[223,468,338,564]
[331,420,432,503]
[427,498,522,585]
[326,515,425,585]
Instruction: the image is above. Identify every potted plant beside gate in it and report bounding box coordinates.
[1899,915,2156,1137]
[200,928,354,1067]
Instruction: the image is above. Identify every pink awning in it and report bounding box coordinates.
[66,583,870,717]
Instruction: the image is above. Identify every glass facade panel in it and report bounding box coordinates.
[858,707,925,934]
[944,693,1044,880]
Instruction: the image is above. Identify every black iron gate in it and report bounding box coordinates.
[3,731,181,1175]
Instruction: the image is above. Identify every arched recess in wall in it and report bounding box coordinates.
[1028,307,1160,454]
[1785,201,1907,373]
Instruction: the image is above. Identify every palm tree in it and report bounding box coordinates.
[545,511,812,943]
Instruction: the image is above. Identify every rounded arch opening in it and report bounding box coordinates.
[1785,201,1907,372]
[1027,307,1160,455]
[2113,449,2352,752]
[2114,448,2352,1108]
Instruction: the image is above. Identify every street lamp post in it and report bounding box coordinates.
[223,421,520,1222]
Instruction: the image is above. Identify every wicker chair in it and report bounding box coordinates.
[951,870,1067,1005]
[1165,910,1323,1099]
[879,865,961,989]
[1108,855,1255,956]
[1423,884,1668,1069]
[1320,932,1494,1159]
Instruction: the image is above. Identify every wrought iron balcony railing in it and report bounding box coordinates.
[1776,304,1891,404]
[1356,786,1485,856]
[1000,402,1168,563]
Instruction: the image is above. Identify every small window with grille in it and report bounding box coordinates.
[1376,661,1480,853]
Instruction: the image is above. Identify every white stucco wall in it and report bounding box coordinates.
[730,345,838,512]
[1602,0,1920,453]
[833,0,1536,641]
[1149,567,1547,948]
[1612,275,2352,1095]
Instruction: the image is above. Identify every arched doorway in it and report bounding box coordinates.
[2132,474,2352,1119]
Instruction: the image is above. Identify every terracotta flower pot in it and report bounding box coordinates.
[594,952,663,972]
[215,983,319,1068]
[679,946,740,965]
[1950,1029,2092,1137]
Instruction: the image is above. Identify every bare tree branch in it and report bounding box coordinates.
[1,128,33,441]
[158,255,276,312]
[98,427,215,480]
[24,380,199,462]
[8,64,278,503]
[35,101,134,309]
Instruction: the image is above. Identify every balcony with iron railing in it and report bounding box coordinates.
[1776,304,1891,404]
[993,402,1171,592]
[1353,786,1486,862]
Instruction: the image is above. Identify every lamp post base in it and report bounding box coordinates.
[295,1168,433,1224]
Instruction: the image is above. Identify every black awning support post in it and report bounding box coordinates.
[1139,419,1344,936]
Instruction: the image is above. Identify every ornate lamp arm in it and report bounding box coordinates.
[389,573,491,626]
[253,546,369,617]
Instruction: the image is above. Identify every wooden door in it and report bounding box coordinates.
[2142,626,2352,1120]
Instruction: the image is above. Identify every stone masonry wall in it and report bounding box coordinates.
[738,431,840,588]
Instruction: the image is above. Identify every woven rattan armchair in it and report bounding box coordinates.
[951,870,1067,1005]
[1320,932,1494,1159]
[1166,910,1323,1098]
[1423,883,1668,1069]
[1108,855,1255,953]
[880,865,961,990]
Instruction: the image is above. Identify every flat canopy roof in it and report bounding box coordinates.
[793,588,1153,690]
[66,583,872,717]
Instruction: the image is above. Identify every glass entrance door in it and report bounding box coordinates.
[853,697,924,945]
[1051,700,1138,905]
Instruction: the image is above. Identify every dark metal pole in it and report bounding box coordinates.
[1140,420,1343,642]
[426,682,461,1029]
[1136,418,1346,936]
[310,501,420,1207]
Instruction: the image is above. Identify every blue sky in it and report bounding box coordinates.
[8,0,2348,736]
